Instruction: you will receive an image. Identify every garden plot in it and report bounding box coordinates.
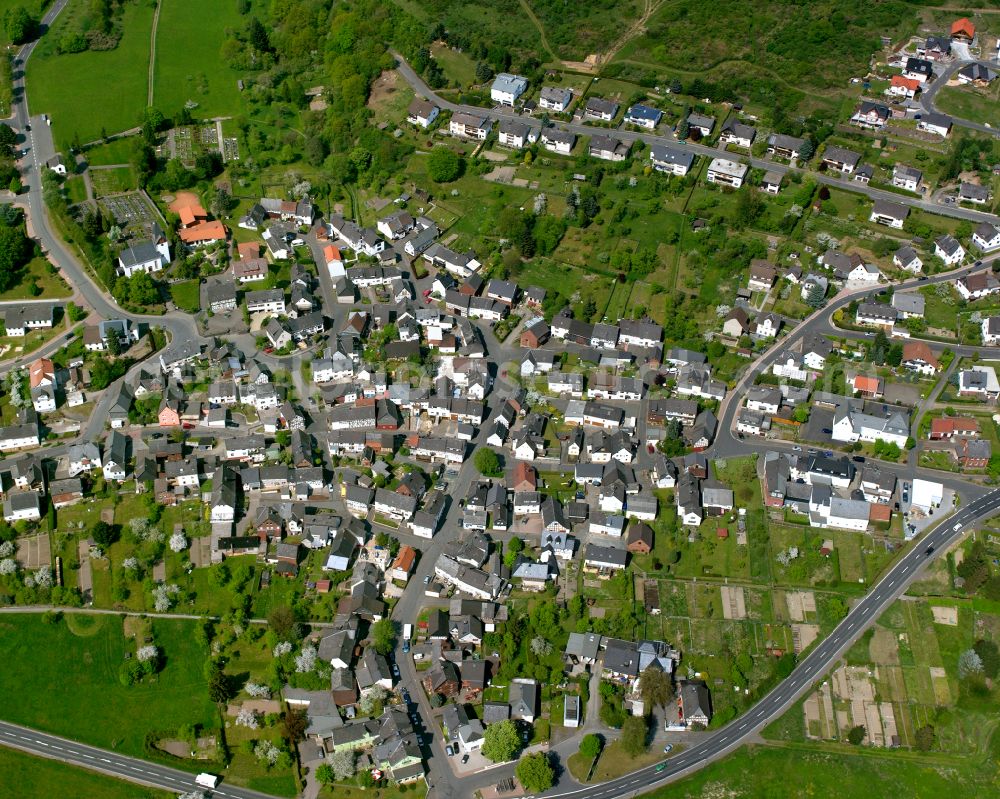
[15,534,51,569]
[785,590,817,622]
[720,585,747,620]
[930,605,958,626]
[803,681,837,739]
[791,623,820,653]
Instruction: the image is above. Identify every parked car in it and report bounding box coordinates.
[446,745,454,756]
[423,575,431,585]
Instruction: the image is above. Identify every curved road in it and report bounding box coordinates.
[393,52,1000,227]
[919,57,1000,136]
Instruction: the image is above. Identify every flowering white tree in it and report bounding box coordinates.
[178,792,207,799]
[122,557,140,572]
[236,707,260,729]
[359,685,388,715]
[152,583,180,612]
[245,682,271,699]
[0,558,16,576]
[130,518,164,544]
[137,645,159,662]
[272,641,293,658]
[295,644,317,673]
[169,532,188,553]
[330,748,355,780]
[0,540,14,558]
[34,566,52,588]
[254,740,281,766]
[530,637,552,657]
[958,649,984,679]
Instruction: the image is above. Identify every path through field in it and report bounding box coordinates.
[147,0,162,106]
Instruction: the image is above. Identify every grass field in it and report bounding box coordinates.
[169,279,201,312]
[935,83,1000,127]
[0,747,173,799]
[0,614,218,759]
[151,0,246,119]
[84,137,140,167]
[651,742,998,798]
[27,0,155,146]
[90,166,139,197]
[0,256,72,301]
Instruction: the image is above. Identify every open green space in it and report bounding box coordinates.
[151,0,246,119]
[648,740,998,798]
[27,0,155,147]
[0,613,218,759]
[169,279,201,313]
[0,256,72,300]
[0,746,173,799]
[935,83,1000,128]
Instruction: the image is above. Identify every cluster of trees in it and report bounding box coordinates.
[55,0,126,53]
[496,206,566,259]
[0,205,34,292]
[957,542,1000,600]
[4,5,38,45]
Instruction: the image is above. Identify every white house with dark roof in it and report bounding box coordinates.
[490,73,528,106]
[935,234,965,266]
[869,199,908,230]
[719,119,756,148]
[406,98,439,128]
[973,223,1000,253]
[893,245,923,273]
[584,97,619,121]
[539,86,572,112]
[449,112,492,140]
[624,104,662,129]
[822,145,861,174]
[649,145,694,176]
[118,238,171,278]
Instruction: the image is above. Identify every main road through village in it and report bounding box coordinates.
[3,14,1000,799]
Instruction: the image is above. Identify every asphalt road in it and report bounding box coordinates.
[392,53,1000,226]
[0,720,278,799]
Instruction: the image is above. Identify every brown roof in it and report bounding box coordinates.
[392,545,417,573]
[902,341,939,368]
[179,220,227,244]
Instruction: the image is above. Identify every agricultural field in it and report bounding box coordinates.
[151,0,246,119]
[27,0,156,147]
[0,747,172,799]
[0,613,218,759]
[654,740,998,799]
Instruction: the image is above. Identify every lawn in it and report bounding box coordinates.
[151,0,246,119]
[653,742,997,798]
[84,137,140,167]
[27,0,156,146]
[430,42,477,87]
[0,747,173,799]
[935,84,1000,127]
[90,166,139,197]
[169,279,201,313]
[0,613,218,760]
[0,256,72,300]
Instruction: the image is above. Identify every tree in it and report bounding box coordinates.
[330,748,355,780]
[475,62,494,84]
[268,605,298,640]
[246,16,271,52]
[620,715,649,757]
[516,752,554,792]
[314,763,335,786]
[639,667,672,714]
[973,638,1000,679]
[0,225,33,291]
[579,733,601,760]
[207,663,232,704]
[914,724,935,751]
[210,187,233,218]
[282,708,308,742]
[371,618,396,656]
[428,148,462,182]
[475,447,502,477]
[66,302,87,323]
[798,139,814,160]
[481,719,521,762]
[4,6,36,45]
[91,521,118,548]
[846,725,866,745]
[958,648,984,679]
